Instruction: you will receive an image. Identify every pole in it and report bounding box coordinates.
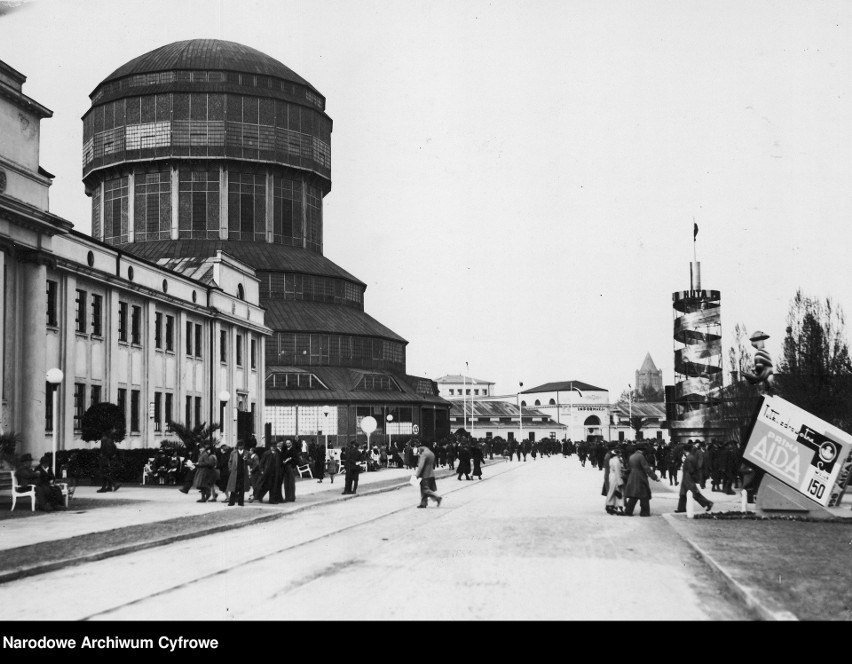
[52,385,58,477]
[463,364,468,433]
[518,382,524,442]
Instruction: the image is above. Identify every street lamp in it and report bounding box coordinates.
[386,413,393,448]
[518,381,524,443]
[322,405,330,462]
[218,390,230,444]
[46,368,63,477]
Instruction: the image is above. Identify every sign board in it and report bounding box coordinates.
[148,402,155,419]
[743,395,852,508]
[360,416,377,434]
[413,424,420,434]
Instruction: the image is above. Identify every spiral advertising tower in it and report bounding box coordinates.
[670,262,727,443]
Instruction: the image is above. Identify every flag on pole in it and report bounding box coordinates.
[693,222,699,240]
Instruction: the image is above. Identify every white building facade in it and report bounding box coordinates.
[0,58,269,459]
[520,381,612,442]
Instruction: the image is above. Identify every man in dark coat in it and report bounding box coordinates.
[722,440,739,494]
[675,443,713,513]
[281,439,298,502]
[342,440,362,495]
[456,443,472,480]
[226,441,249,506]
[255,443,283,503]
[623,444,659,517]
[415,441,442,508]
[97,432,120,493]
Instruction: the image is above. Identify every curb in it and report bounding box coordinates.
[662,513,798,621]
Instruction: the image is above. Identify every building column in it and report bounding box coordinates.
[19,253,48,456]
[170,166,179,240]
[127,172,135,242]
[0,247,6,431]
[219,167,228,240]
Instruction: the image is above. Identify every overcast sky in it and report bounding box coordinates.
[2,0,851,398]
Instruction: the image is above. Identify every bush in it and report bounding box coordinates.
[45,447,157,485]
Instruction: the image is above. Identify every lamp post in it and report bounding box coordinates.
[518,381,524,443]
[46,368,63,477]
[218,390,230,445]
[470,380,475,441]
[386,413,393,448]
[322,405,330,462]
[463,364,468,433]
[627,383,632,440]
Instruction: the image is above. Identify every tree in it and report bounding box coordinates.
[166,421,221,457]
[81,402,126,443]
[776,290,852,432]
[722,322,764,443]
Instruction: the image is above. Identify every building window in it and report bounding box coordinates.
[117,388,127,423]
[220,330,227,363]
[46,280,58,327]
[75,290,87,333]
[154,392,162,432]
[103,176,129,244]
[236,334,243,366]
[130,305,142,345]
[250,339,257,369]
[185,395,192,428]
[130,389,140,433]
[178,169,219,239]
[91,294,103,336]
[164,393,173,431]
[90,384,102,407]
[449,389,454,395]
[194,396,202,428]
[186,320,193,356]
[73,383,85,431]
[133,170,171,242]
[228,172,266,242]
[154,312,163,349]
[195,324,203,359]
[118,301,128,342]
[165,315,174,351]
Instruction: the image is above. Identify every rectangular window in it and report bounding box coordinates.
[154,312,163,348]
[165,315,174,351]
[186,320,193,356]
[185,395,192,428]
[75,290,87,333]
[194,396,202,429]
[90,384,102,407]
[117,388,127,423]
[130,305,142,345]
[154,391,162,432]
[130,389,140,432]
[73,383,85,431]
[91,294,103,336]
[220,329,227,363]
[195,324,203,359]
[118,301,128,342]
[250,338,257,369]
[164,393,173,431]
[46,280,58,327]
[45,382,54,432]
[236,334,243,366]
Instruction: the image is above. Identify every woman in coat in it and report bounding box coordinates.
[623,443,659,517]
[471,443,484,480]
[192,443,218,502]
[456,444,472,480]
[605,445,625,515]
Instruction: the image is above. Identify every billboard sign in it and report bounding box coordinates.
[743,395,852,508]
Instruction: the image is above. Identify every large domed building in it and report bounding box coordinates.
[82,39,449,444]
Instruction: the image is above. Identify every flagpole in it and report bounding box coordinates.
[693,217,697,264]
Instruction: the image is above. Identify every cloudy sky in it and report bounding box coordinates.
[2,0,851,398]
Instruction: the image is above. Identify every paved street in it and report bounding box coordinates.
[2,455,751,620]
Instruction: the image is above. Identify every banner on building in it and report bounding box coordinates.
[743,395,852,508]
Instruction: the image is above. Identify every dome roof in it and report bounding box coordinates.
[94,39,317,94]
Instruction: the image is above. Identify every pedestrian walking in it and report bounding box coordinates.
[456,443,472,480]
[97,431,120,493]
[675,443,713,513]
[471,442,484,480]
[192,442,218,503]
[255,441,283,504]
[415,441,442,508]
[342,440,362,494]
[623,443,660,517]
[604,444,625,515]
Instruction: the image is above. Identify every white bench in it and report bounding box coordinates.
[0,469,37,511]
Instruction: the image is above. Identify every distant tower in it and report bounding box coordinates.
[635,353,662,398]
[670,260,726,443]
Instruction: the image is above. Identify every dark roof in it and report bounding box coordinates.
[96,39,317,92]
[265,367,449,406]
[449,400,549,418]
[613,402,666,418]
[522,380,607,394]
[264,300,406,343]
[117,240,364,286]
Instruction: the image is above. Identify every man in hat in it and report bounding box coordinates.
[226,440,249,506]
[15,454,57,511]
[342,440,362,495]
[623,442,660,517]
[675,443,714,513]
[415,440,442,508]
